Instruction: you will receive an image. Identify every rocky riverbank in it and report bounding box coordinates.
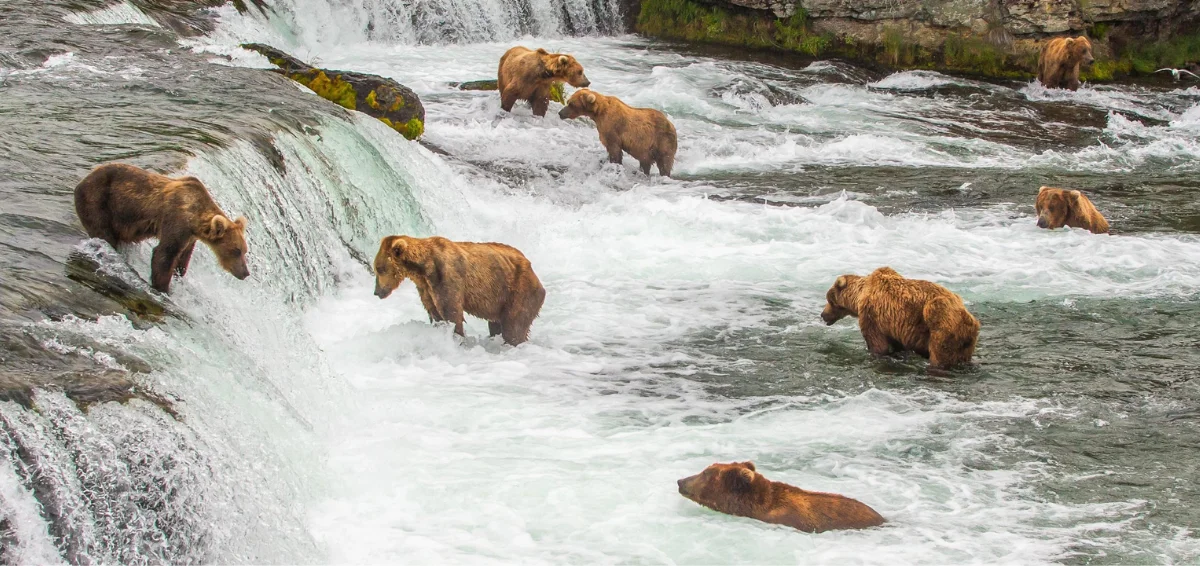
[635,0,1200,81]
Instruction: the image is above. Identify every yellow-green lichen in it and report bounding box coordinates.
[549,82,566,104]
[366,89,380,110]
[380,117,424,140]
[293,71,357,110]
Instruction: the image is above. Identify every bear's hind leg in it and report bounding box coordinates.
[638,159,653,175]
[489,321,503,337]
[656,153,674,177]
[500,282,546,346]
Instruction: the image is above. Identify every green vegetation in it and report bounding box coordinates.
[290,71,357,110]
[381,117,425,140]
[549,82,566,104]
[1083,30,1200,81]
[942,34,1034,78]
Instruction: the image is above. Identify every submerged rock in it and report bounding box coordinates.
[64,239,186,323]
[241,43,426,140]
[450,78,567,103]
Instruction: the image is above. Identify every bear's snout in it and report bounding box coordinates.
[1036,216,1049,229]
[231,262,250,280]
[821,306,840,325]
[580,79,591,88]
[677,475,697,498]
[374,283,392,299]
[558,107,571,119]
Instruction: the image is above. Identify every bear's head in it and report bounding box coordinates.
[373,235,425,299]
[1068,36,1094,68]
[1036,186,1085,229]
[558,89,602,120]
[201,215,250,280]
[821,274,863,325]
[538,48,590,88]
[677,461,766,513]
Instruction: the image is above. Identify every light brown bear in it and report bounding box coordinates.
[821,267,980,370]
[678,461,885,533]
[1038,36,1094,90]
[558,89,677,177]
[373,235,546,346]
[73,163,250,294]
[1036,186,1109,234]
[497,46,590,117]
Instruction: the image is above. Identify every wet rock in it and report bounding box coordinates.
[241,43,426,140]
[64,239,186,323]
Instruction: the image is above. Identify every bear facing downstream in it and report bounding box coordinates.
[1038,36,1094,90]
[559,89,677,177]
[1036,186,1109,234]
[497,46,590,117]
[822,267,980,369]
[677,461,885,533]
[73,163,250,294]
[373,235,546,346]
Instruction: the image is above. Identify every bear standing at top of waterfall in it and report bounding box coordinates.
[558,89,677,176]
[497,46,590,117]
[73,163,250,294]
[821,267,980,370]
[373,235,546,346]
[1038,36,1094,90]
[677,461,886,533]
[1035,186,1109,234]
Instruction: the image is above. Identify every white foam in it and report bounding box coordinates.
[63,1,160,27]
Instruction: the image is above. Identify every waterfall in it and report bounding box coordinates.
[256,0,626,46]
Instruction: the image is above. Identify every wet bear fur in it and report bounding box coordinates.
[1038,36,1095,90]
[677,461,885,533]
[821,267,980,369]
[73,162,250,294]
[558,89,677,176]
[373,235,546,346]
[1036,186,1109,234]
[497,46,590,117]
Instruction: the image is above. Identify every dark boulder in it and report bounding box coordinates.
[241,43,426,140]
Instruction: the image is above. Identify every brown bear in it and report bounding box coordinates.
[558,89,677,177]
[497,46,590,117]
[373,235,546,346]
[1036,186,1109,234]
[677,461,885,533]
[74,163,250,294]
[821,267,980,370]
[1038,36,1094,90]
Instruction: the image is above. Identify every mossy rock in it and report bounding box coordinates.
[241,43,426,140]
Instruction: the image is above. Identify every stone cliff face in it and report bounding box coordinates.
[637,0,1200,80]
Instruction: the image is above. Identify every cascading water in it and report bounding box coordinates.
[5,0,1200,562]
[255,0,625,45]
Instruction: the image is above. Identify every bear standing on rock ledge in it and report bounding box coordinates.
[373,235,546,346]
[74,163,250,294]
[677,461,885,533]
[497,46,590,117]
[1038,36,1094,90]
[822,267,980,370]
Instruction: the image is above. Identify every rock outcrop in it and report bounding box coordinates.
[639,0,1200,80]
[242,43,426,140]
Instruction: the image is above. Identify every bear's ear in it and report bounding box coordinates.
[390,238,407,260]
[558,55,569,67]
[741,461,756,472]
[834,275,849,290]
[586,92,596,105]
[209,215,231,239]
[233,216,247,230]
[1069,190,1084,209]
[724,467,756,493]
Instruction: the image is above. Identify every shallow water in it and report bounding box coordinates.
[3,0,1200,563]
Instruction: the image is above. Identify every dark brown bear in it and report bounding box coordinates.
[497,46,590,117]
[821,267,980,369]
[373,235,546,346]
[1036,186,1109,234]
[74,163,250,293]
[558,89,677,176]
[678,461,885,533]
[1038,36,1094,90]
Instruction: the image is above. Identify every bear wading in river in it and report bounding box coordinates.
[821,267,980,370]
[74,163,250,294]
[677,461,886,533]
[558,89,677,177]
[1036,186,1109,234]
[497,46,590,117]
[1038,36,1094,90]
[373,235,546,346]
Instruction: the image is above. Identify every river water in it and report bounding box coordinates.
[2,0,1200,563]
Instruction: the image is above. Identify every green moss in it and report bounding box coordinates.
[366,89,380,110]
[548,82,566,104]
[1082,30,1200,81]
[942,34,1032,78]
[380,117,424,140]
[389,95,405,112]
[292,70,357,110]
